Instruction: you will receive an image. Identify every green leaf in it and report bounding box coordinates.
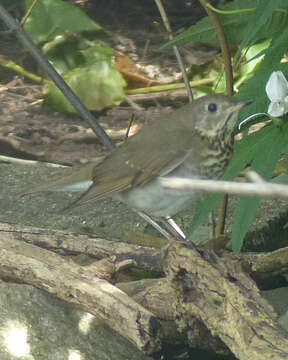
[273,173,288,184]
[225,124,276,180]
[44,62,126,112]
[161,0,288,48]
[161,0,254,47]
[24,0,101,44]
[231,122,288,251]
[236,29,288,127]
[43,38,113,76]
[23,0,125,112]
[239,40,270,78]
[237,0,285,55]
[231,196,260,251]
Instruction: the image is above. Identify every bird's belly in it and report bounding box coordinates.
[116,176,200,217]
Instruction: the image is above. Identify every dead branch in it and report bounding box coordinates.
[0,229,161,354]
[0,222,288,358]
[0,222,162,273]
[222,248,288,278]
[165,241,288,360]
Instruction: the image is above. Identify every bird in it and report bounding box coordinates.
[23,94,252,239]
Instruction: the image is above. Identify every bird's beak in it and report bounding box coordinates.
[227,98,253,112]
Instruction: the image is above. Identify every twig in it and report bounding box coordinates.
[125,113,136,138]
[0,223,163,273]
[0,57,43,83]
[20,0,39,25]
[154,0,193,102]
[0,155,68,167]
[160,172,288,199]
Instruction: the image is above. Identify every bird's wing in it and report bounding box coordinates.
[74,127,194,206]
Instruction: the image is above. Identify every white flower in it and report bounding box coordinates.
[265,71,288,117]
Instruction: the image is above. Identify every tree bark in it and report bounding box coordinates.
[165,241,288,360]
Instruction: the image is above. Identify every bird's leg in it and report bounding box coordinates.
[136,211,185,241]
[164,216,186,240]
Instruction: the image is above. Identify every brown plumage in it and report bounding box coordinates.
[25,94,252,218]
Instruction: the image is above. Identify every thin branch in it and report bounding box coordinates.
[20,0,39,25]
[160,173,288,199]
[154,0,193,102]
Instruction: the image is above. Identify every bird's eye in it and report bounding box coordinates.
[208,103,217,112]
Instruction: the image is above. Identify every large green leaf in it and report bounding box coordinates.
[236,30,288,127]
[231,122,288,251]
[24,0,126,112]
[44,61,126,112]
[231,197,261,252]
[161,0,288,48]
[24,0,101,44]
[225,124,280,179]
[237,0,287,55]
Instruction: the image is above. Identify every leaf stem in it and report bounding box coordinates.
[206,3,254,15]
[206,3,288,15]
[126,77,216,95]
[0,57,43,83]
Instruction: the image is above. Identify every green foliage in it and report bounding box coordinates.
[24,0,101,44]
[236,0,286,56]
[24,0,126,112]
[176,0,288,251]
[230,122,288,251]
[236,32,288,123]
[162,0,288,47]
[44,61,126,112]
